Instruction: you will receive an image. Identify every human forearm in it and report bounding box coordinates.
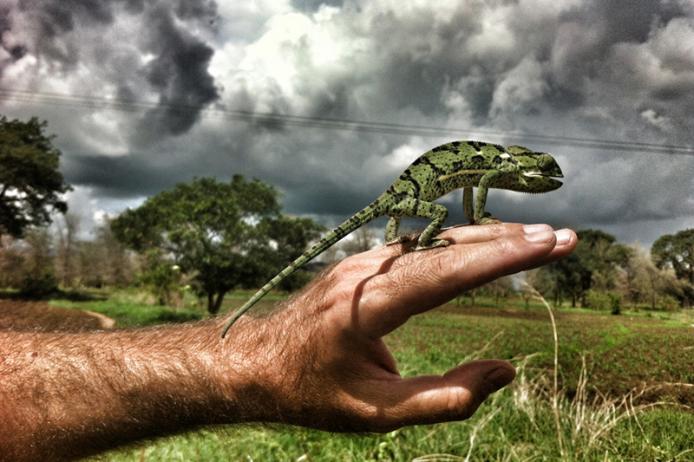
[0,319,258,461]
[0,223,577,461]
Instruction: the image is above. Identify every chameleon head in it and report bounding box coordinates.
[509,149,564,192]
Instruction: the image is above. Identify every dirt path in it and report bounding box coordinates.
[0,299,116,332]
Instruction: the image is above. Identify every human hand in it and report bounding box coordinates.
[221,223,577,431]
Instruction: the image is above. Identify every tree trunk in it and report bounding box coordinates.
[207,292,226,315]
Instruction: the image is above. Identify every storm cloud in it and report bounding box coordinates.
[1,0,694,244]
[2,0,219,137]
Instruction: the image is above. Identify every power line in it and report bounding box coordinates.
[1,87,693,156]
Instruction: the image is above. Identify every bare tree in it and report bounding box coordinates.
[55,213,80,288]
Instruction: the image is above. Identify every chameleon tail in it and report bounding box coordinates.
[220,199,383,338]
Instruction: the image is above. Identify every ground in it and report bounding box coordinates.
[1,292,692,460]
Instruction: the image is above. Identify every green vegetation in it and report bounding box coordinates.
[0,116,70,241]
[49,292,694,461]
[2,117,692,461]
[111,176,323,314]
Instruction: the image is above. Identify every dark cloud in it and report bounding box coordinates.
[135,4,219,141]
[3,0,220,138]
[2,0,694,244]
[0,4,26,77]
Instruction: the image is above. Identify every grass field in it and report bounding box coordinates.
[47,291,694,461]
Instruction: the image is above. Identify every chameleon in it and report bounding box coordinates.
[221,140,563,337]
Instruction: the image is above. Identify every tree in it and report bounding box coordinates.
[340,226,378,256]
[535,229,628,307]
[112,176,322,314]
[55,213,80,288]
[0,116,71,241]
[651,229,694,305]
[622,243,683,310]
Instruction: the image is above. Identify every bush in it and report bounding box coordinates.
[585,290,610,310]
[585,290,621,313]
[19,271,58,298]
[655,295,680,312]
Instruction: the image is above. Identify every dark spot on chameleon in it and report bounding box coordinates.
[432,146,444,152]
[452,160,465,171]
[492,155,502,164]
[471,155,484,163]
[494,144,504,151]
[452,141,461,147]
[468,141,483,151]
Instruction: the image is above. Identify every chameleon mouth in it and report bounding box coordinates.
[523,171,563,187]
[523,170,564,179]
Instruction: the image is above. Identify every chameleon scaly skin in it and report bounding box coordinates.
[221,140,563,337]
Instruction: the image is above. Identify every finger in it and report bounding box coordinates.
[371,222,550,261]
[358,226,567,338]
[365,360,516,430]
[536,228,577,265]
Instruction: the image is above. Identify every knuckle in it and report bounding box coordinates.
[488,235,516,257]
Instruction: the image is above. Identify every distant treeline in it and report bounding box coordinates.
[1,116,692,314]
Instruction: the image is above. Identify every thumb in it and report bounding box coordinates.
[379,360,516,428]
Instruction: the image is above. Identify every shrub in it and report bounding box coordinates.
[19,271,58,298]
[655,295,680,312]
[585,290,610,310]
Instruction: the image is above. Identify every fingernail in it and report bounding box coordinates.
[523,224,552,234]
[555,229,572,246]
[484,366,516,392]
[524,229,555,243]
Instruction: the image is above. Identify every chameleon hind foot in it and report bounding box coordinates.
[477,217,501,225]
[386,235,413,246]
[415,238,450,251]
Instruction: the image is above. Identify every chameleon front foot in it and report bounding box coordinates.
[415,238,450,251]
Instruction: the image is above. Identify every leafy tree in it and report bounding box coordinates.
[259,215,325,291]
[538,252,591,307]
[651,229,694,305]
[652,229,694,283]
[0,116,71,240]
[112,176,322,314]
[536,229,629,307]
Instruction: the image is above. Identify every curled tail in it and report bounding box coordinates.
[220,199,383,337]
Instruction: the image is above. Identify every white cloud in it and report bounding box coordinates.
[2,0,694,246]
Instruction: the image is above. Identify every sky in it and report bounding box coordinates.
[1,0,694,246]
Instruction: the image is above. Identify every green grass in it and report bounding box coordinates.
[50,290,203,328]
[46,291,694,461]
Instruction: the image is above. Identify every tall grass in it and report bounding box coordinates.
[73,289,693,461]
[405,286,693,462]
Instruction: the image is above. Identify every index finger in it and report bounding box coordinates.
[354,226,576,338]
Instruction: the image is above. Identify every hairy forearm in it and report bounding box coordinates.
[0,319,261,461]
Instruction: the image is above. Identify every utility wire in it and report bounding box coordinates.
[1,88,693,156]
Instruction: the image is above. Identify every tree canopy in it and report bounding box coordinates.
[651,229,694,305]
[535,229,631,306]
[111,176,323,314]
[0,116,71,240]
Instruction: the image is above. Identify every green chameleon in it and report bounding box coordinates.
[221,140,563,337]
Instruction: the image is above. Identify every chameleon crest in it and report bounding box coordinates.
[221,141,563,337]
